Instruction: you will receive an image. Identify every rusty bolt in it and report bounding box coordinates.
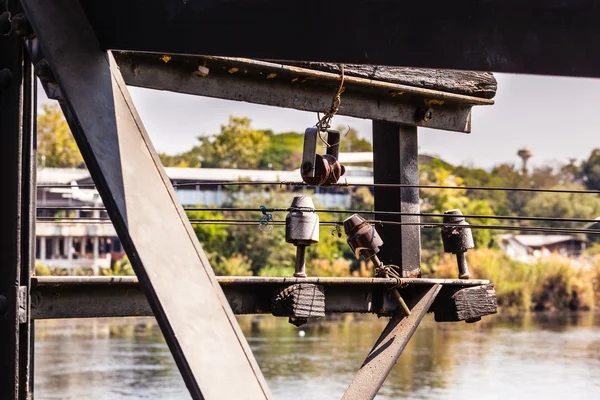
[34,59,54,83]
[0,295,7,316]
[415,107,433,122]
[0,68,12,90]
[0,11,11,35]
[11,14,33,38]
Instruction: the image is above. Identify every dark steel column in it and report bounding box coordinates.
[342,284,441,400]
[0,10,33,399]
[20,47,36,399]
[373,121,421,277]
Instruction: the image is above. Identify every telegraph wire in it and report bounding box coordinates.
[37,181,600,195]
[35,217,600,235]
[36,206,600,225]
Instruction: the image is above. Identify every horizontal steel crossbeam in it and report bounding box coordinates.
[30,276,489,319]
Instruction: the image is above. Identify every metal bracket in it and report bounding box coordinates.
[301,127,318,178]
[17,286,28,324]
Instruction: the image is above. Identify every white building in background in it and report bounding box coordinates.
[36,156,375,271]
[499,234,587,263]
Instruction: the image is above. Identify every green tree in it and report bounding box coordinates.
[581,149,600,190]
[37,103,84,168]
[201,117,270,169]
[337,126,372,152]
[523,183,600,229]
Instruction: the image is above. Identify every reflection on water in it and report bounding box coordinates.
[35,313,600,399]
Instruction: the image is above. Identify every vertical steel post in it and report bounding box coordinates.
[20,47,37,399]
[0,7,34,398]
[372,121,421,277]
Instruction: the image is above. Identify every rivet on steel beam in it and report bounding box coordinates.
[34,59,54,83]
[0,295,8,316]
[441,209,474,279]
[415,107,433,122]
[0,68,12,90]
[11,13,33,38]
[0,11,11,35]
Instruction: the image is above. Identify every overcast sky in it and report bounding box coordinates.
[39,72,600,170]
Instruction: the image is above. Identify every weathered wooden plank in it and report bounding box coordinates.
[284,62,497,99]
[271,284,325,318]
[115,53,481,133]
[434,284,497,322]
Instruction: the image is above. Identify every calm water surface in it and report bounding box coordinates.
[34,313,600,399]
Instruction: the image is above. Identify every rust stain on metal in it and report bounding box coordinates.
[228,67,239,74]
[266,73,277,79]
[160,55,171,63]
[427,99,445,106]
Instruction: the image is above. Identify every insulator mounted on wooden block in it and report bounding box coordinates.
[285,196,319,245]
[285,196,319,278]
[441,209,475,253]
[441,209,474,279]
[343,214,383,260]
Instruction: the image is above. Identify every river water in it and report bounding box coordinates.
[34,313,600,399]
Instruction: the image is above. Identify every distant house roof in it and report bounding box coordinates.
[502,234,587,248]
[37,164,376,187]
[37,168,90,184]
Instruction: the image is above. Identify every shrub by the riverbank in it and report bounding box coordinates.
[432,249,600,311]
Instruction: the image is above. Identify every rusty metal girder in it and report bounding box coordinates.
[342,284,442,400]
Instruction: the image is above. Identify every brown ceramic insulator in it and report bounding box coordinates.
[301,154,345,187]
[343,214,383,260]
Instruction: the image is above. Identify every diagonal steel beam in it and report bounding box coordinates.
[342,284,441,400]
[20,1,271,399]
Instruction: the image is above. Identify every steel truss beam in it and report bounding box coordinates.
[343,284,442,399]
[114,53,488,133]
[77,0,600,78]
[30,276,488,319]
[20,1,271,399]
